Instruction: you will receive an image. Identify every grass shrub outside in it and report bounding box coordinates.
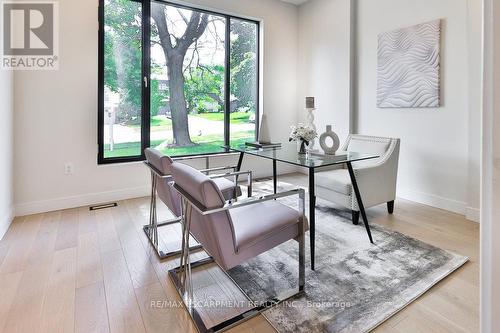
[104,130,255,158]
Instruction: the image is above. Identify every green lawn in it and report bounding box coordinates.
[193,111,253,124]
[105,112,255,158]
[129,116,172,130]
[103,130,255,158]
[128,112,252,131]
[151,116,172,127]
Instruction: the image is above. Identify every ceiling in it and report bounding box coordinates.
[280,0,310,5]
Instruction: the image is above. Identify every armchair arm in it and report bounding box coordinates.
[353,162,384,174]
[209,170,253,198]
[172,183,305,216]
[199,166,237,174]
[144,161,253,199]
[143,161,172,179]
[352,139,399,176]
[208,170,252,180]
[349,143,400,207]
[214,188,305,214]
[350,165,397,208]
[353,139,400,170]
[143,162,239,179]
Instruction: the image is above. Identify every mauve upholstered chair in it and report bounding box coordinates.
[143,148,251,259]
[169,162,305,332]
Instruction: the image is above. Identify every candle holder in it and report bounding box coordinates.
[305,96,318,151]
[305,107,318,151]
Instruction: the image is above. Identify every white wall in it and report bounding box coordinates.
[298,0,482,220]
[297,0,352,142]
[354,0,481,218]
[12,0,482,220]
[465,0,482,222]
[0,69,14,239]
[13,0,299,216]
[296,0,481,219]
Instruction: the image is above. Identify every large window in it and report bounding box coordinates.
[98,0,259,163]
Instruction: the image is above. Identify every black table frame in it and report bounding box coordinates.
[235,152,374,270]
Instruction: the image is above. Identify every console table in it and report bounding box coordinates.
[228,144,379,270]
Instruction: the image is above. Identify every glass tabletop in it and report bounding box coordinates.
[226,144,379,169]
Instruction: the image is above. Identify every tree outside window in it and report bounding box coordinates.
[101,0,259,161]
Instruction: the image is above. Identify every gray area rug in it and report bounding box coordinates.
[227,180,468,333]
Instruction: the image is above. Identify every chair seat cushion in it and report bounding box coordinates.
[315,169,352,195]
[213,177,242,200]
[229,201,301,251]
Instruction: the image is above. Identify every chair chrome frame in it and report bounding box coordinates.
[143,161,253,260]
[169,185,306,333]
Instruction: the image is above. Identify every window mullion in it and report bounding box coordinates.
[224,16,231,147]
[100,1,259,163]
[141,0,151,156]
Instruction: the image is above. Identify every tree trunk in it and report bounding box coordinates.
[207,92,240,113]
[207,92,224,110]
[151,4,208,147]
[168,57,193,146]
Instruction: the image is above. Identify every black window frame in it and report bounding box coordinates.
[98,0,261,164]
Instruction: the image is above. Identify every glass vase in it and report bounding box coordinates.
[298,140,308,154]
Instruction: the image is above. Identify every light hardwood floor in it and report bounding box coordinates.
[0,173,479,333]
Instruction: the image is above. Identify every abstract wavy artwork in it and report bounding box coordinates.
[377,19,441,108]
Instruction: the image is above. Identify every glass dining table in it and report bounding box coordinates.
[226,144,379,270]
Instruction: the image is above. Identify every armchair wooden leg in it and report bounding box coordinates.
[298,220,305,292]
[352,210,360,225]
[387,201,395,214]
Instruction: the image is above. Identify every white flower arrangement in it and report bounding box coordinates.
[289,124,318,144]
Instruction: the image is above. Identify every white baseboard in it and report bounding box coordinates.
[289,172,478,221]
[12,179,481,225]
[465,207,480,223]
[399,190,480,222]
[397,189,467,216]
[13,167,298,218]
[0,205,15,241]
[15,186,150,217]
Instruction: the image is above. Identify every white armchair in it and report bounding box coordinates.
[315,135,400,225]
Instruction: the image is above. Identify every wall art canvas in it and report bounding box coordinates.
[377,19,441,108]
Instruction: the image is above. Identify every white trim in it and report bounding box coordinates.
[14,186,150,217]
[481,0,493,331]
[12,167,297,218]
[0,205,15,241]
[397,189,467,215]
[465,207,480,223]
[348,0,357,134]
[302,168,471,216]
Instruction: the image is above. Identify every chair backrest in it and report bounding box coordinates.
[171,162,236,268]
[342,134,400,169]
[144,148,181,217]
